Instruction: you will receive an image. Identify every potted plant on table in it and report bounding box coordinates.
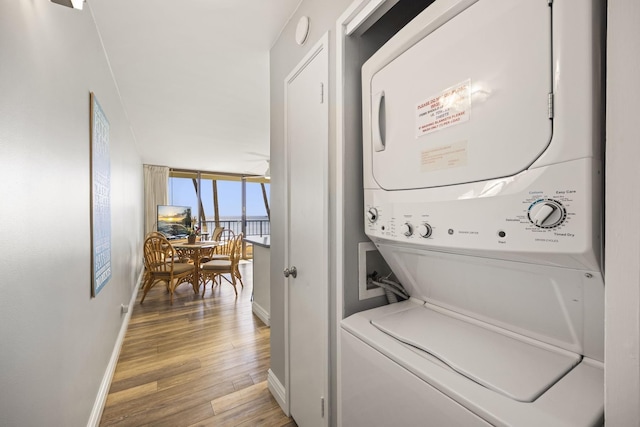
[187,225,198,244]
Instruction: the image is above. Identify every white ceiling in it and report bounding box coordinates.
[89,0,301,175]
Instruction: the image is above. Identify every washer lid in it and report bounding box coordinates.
[371,305,580,402]
[366,0,552,190]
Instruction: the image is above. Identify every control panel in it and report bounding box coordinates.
[364,192,578,245]
[362,159,600,270]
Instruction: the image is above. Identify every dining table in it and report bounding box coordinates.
[172,241,220,293]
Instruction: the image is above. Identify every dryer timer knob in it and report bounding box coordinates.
[528,199,566,228]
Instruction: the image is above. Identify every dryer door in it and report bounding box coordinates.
[368,0,552,190]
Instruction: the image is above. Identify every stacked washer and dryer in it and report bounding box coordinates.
[341,0,605,425]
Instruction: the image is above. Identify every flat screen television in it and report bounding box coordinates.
[157,205,192,240]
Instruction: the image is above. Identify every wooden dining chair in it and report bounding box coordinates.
[231,233,245,289]
[200,227,235,264]
[141,233,196,305]
[200,233,244,296]
[142,231,167,288]
[200,229,235,264]
[214,229,235,257]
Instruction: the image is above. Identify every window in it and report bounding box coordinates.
[168,170,270,240]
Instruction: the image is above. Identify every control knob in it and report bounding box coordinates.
[417,223,433,238]
[528,199,567,228]
[400,223,413,237]
[366,207,378,223]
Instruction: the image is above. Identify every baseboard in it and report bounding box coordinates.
[87,269,143,427]
[252,302,270,326]
[267,369,288,416]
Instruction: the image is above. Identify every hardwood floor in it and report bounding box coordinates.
[100,262,295,427]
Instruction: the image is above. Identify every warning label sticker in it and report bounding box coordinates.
[421,140,468,172]
[416,79,471,137]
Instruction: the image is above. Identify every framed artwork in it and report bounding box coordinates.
[90,92,112,296]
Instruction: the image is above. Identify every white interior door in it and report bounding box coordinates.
[285,34,329,427]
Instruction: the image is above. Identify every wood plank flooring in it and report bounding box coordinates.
[100,262,296,427]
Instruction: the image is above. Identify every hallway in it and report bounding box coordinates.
[99,262,294,426]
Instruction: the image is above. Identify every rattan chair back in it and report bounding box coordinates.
[215,229,236,257]
[141,233,195,304]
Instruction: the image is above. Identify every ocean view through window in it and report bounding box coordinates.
[168,171,270,240]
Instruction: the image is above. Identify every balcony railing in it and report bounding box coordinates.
[202,219,270,238]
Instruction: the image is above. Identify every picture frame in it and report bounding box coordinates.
[90,92,112,296]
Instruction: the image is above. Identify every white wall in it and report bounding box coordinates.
[605,1,640,424]
[0,2,143,426]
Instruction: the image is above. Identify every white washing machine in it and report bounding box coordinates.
[341,0,605,426]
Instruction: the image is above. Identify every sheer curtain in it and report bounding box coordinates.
[143,165,169,235]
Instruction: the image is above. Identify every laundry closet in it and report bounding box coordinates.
[337,0,605,425]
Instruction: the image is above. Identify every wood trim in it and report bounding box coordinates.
[170,169,270,183]
[261,182,271,220]
[191,178,207,225]
[213,180,220,228]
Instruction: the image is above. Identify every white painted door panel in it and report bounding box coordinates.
[285,36,329,427]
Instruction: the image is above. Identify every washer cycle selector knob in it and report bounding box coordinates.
[400,223,413,237]
[528,199,567,228]
[366,207,378,223]
[417,223,432,238]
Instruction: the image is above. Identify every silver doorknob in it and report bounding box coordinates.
[283,266,297,278]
